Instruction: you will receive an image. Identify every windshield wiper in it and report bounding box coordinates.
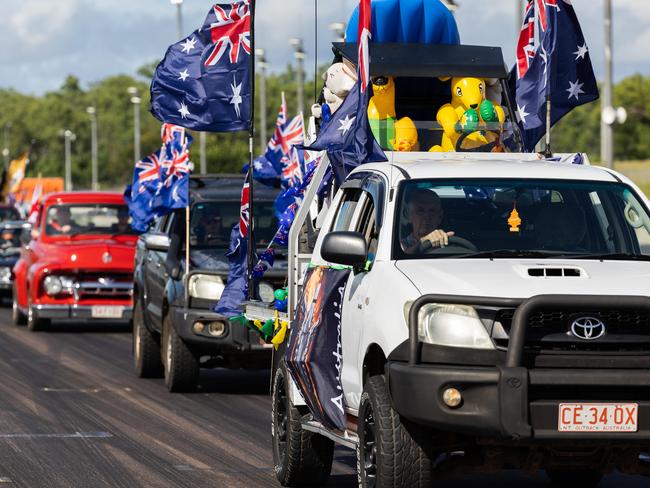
[454,249,563,259]
[563,252,650,261]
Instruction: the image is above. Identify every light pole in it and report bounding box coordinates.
[2,121,12,169]
[86,107,98,191]
[289,38,305,116]
[170,0,184,40]
[62,129,76,191]
[329,22,346,43]
[601,0,614,169]
[441,0,458,15]
[256,48,269,152]
[515,0,524,32]
[127,87,141,164]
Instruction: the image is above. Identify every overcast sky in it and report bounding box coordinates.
[0,0,648,95]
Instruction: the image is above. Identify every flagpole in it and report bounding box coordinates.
[543,96,552,157]
[247,0,257,301]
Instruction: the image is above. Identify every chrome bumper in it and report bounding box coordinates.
[33,304,133,321]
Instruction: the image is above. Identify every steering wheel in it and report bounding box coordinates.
[423,235,478,253]
[455,129,503,153]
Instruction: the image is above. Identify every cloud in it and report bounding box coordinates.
[9,0,77,46]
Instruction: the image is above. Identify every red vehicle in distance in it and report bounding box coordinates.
[12,192,138,331]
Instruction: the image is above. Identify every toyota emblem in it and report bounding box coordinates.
[570,316,606,340]
[102,252,112,264]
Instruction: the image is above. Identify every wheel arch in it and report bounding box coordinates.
[362,343,387,384]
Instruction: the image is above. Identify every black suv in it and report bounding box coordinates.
[132,174,285,391]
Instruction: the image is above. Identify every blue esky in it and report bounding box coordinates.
[0,0,648,95]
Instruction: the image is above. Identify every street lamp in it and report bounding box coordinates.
[329,22,346,43]
[289,37,306,116]
[86,107,98,191]
[127,87,141,164]
[61,129,76,191]
[256,48,269,152]
[440,0,458,14]
[170,0,183,40]
[3,121,12,169]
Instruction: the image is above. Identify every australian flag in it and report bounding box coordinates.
[150,1,251,132]
[510,0,598,152]
[308,0,385,183]
[251,94,304,186]
[214,173,251,317]
[125,150,163,232]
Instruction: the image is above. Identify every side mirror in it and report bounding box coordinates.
[321,231,367,270]
[144,234,170,252]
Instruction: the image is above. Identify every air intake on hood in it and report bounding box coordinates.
[527,267,583,278]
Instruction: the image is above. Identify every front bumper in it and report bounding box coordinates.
[171,306,272,354]
[389,293,650,442]
[34,304,133,321]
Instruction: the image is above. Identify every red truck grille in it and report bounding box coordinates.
[74,273,133,301]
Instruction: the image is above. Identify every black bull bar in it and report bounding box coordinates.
[406,294,650,440]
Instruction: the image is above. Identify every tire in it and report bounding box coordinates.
[161,312,199,392]
[272,360,333,487]
[27,301,50,332]
[12,286,26,326]
[546,468,603,487]
[357,375,433,488]
[133,299,163,378]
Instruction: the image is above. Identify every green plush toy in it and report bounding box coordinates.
[274,288,288,301]
[455,108,479,133]
[479,99,498,123]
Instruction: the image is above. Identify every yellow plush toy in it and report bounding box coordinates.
[368,77,419,152]
[430,77,505,152]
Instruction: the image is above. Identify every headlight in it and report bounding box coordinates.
[0,267,11,283]
[258,281,275,303]
[417,303,494,350]
[188,274,225,300]
[43,276,62,296]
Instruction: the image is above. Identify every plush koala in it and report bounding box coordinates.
[311,62,357,121]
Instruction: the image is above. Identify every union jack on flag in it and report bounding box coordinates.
[516,0,536,79]
[267,94,304,155]
[160,147,190,188]
[135,152,161,192]
[536,0,560,32]
[205,0,251,66]
[281,148,303,186]
[358,0,371,92]
[239,173,250,238]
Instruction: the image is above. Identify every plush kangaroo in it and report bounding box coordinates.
[430,77,505,152]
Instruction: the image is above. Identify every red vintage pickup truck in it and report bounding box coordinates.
[12,192,138,331]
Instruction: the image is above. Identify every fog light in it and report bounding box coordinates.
[442,387,462,408]
[207,321,226,337]
[193,321,205,334]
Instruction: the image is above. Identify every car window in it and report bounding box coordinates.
[393,179,650,259]
[0,207,20,222]
[44,204,134,236]
[331,189,362,232]
[356,194,378,260]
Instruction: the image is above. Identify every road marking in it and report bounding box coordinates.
[41,387,132,393]
[0,477,12,483]
[0,432,113,439]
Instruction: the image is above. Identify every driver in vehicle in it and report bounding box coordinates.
[110,208,132,234]
[47,207,80,235]
[401,189,455,253]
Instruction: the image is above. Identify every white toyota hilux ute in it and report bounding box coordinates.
[261,151,650,487]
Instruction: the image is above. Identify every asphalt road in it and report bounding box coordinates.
[0,306,647,488]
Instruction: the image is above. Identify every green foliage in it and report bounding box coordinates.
[1,68,648,190]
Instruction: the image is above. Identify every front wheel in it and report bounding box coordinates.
[27,301,50,332]
[357,375,433,488]
[272,360,333,486]
[546,468,603,487]
[162,313,199,392]
[133,299,163,378]
[12,286,26,326]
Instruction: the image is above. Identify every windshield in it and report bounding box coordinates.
[394,179,650,260]
[0,207,20,222]
[44,204,136,237]
[190,201,277,249]
[0,227,21,253]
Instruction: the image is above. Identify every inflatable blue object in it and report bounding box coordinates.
[345,0,460,45]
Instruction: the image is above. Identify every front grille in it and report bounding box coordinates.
[75,273,133,301]
[494,308,650,353]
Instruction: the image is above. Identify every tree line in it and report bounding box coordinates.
[0,65,648,191]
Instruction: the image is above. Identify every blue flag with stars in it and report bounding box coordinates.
[509,0,598,152]
[150,1,252,132]
[307,80,386,183]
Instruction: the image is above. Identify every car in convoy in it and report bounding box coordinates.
[0,221,27,298]
[132,174,286,392]
[0,204,21,223]
[12,192,138,331]
[251,41,650,487]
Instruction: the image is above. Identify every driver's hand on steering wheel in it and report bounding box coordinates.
[421,230,455,249]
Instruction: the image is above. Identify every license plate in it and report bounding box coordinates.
[91,306,124,319]
[558,403,638,432]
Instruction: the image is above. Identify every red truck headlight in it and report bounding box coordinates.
[42,275,76,296]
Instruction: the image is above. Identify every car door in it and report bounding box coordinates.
[143,214,172,326]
